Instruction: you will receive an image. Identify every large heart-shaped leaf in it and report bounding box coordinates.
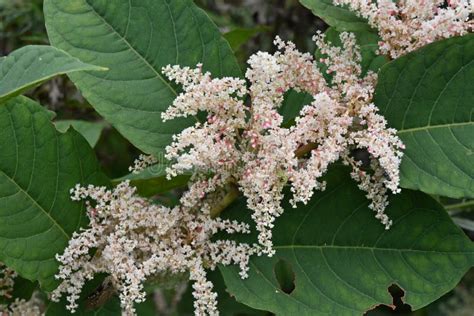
[0,97,108,291]
[44,0,241,156]
[0,45,106,103]
[374,34,474,199]
[220,167,474,315]
[299,0,373,32]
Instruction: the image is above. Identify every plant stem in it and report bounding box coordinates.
[210,183,241,218]
[295,142,317,158]
[445,200,474,211]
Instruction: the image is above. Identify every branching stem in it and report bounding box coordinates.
[210,183,241,218]
[445,200,474,211]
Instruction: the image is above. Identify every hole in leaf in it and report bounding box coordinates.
[365,284,412,315]
[274,259,295,294]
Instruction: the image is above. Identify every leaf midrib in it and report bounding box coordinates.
[0,46,106,102]
[0,66,104,102]
[83,0,178,96]
[0,66,106,102]
[0,169,69,239]
[275,244,473,255]
[397,121,473,134]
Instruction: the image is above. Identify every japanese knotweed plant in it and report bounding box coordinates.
[0,0,472,315]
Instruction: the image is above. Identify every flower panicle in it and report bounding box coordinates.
[55,31,408,316]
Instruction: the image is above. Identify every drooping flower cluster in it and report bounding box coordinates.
[334,0,473,58]
[54,32,406,315]
[52,181,256,315]
[0,298,42,316]
[162,32,404,256]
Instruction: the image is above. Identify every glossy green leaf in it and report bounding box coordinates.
[44,0,241,156]
[0,97,108,291]
[55,120,107,148]
[374,34,474,199]
[0,45,106,103]
[220,167,474,315]
[113,164,190,197]
[299,0,372,32]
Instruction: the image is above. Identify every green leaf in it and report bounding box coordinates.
[220,166,474,315]
[0,97,108,291]
[134,297,157,316]
[224,26,269,52]
[113,164,190,197]
[10,277,37,302]
[44,0,241,156]
[374,34,474,199]
[0,45,106,103]
[320,27,388,75]
[0,274,37,305]
[55,120,107,148]
[299,0,372,32]
[279,90,314,127]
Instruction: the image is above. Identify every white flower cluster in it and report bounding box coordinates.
[128,154,158,174]
[0,263,42,316]
[163,32,404,256]
[334,0,473,58]
[55,32,407,315]
[0,298,42,316]
[52,181,256,315]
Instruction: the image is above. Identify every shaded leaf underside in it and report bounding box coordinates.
[0,45,105,103]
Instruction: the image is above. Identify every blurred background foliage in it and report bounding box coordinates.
[0,0,472,315]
